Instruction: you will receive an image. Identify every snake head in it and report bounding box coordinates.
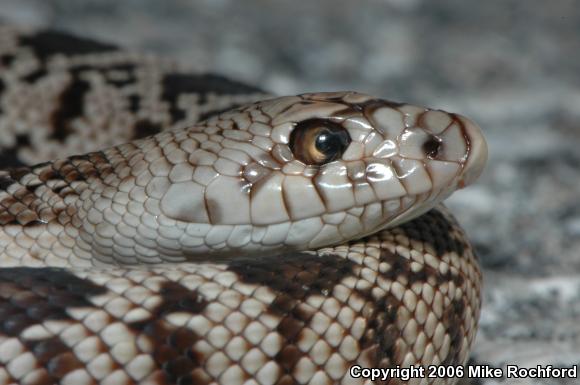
[156,91,487,256]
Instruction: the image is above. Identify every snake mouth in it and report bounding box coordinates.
[455,114,487,188]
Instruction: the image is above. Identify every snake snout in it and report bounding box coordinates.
[455,114,487,188]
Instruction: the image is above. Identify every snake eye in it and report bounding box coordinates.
[289,119,351,165]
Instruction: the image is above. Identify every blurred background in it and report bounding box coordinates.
[1,1,579,383]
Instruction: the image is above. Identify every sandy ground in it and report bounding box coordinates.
[1,1,579,384]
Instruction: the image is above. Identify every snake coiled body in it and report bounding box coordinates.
[0,27,487,385]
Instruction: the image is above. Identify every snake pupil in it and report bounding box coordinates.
[315,129,349,161]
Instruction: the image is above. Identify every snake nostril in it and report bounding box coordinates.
[423,135,442,159]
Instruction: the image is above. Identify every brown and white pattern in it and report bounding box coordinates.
[0,26,268,168]
[0,208,480,385]
[0,26,487,385]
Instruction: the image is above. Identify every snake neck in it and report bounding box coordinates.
[0,138,272,267]
[0,150,124,266]
[0,152,110,226]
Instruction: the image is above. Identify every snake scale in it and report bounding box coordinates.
[0,26,487,385]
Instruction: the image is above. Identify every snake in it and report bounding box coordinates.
[0,26,487,385]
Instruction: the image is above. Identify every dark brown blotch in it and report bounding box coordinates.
[228,252,358,372]
[441,296,468,366]
[161,73,263,122]
[46,352,84,378]
[126,281,210,385]
[399,209,467,256]
[0,268,107,383]
[19,30,117,61]
[134,120,162,139]
[50,79,90,142]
